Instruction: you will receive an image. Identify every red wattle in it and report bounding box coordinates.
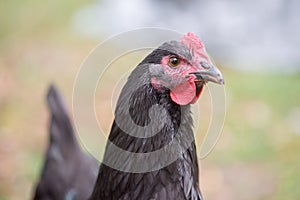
[191,84,203,104]
[170,79,196,105]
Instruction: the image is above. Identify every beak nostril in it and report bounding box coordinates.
[200,62,210,70]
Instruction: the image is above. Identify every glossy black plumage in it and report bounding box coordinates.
[34,38,209,199]
[90,47,203,200]
[33,85,99,200]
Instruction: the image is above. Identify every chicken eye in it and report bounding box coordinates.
[169,56,181,67]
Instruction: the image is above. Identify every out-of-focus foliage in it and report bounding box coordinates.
[0,1,299,200]
[73,0,300,72]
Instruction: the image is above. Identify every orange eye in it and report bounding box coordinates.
[169,56,181,67]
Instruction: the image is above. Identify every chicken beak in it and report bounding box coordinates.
[190,63,224,85]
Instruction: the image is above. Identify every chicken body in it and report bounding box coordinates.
[34,33,224,200]
[90,33,224,200]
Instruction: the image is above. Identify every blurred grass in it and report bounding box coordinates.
[0,1,300,200]
[203,69,300,199]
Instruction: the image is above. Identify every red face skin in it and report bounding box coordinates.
[151,33,212,105]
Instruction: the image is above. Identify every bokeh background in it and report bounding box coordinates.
[0,0,300,199]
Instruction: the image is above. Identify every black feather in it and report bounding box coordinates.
[90,47,203,200]
[33,85,99,200]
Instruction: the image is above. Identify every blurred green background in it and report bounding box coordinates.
[0,1,299,200]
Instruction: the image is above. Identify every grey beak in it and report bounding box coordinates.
[190,63,224,85]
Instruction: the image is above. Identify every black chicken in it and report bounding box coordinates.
[33,85,99,200]
[90,32,224,200]
[33,32,223,200]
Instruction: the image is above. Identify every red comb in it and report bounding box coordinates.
[181,32,205,50]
